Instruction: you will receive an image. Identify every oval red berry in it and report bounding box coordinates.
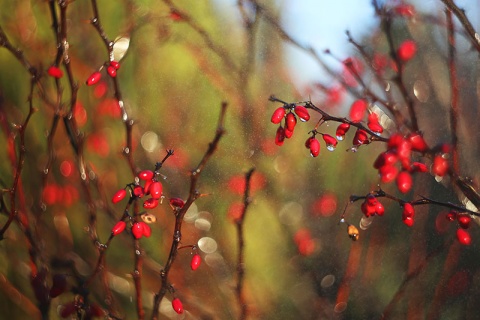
[190,254,201,271]
[309,138,320,157]
[141,222,152,237]
[110,60,120,70]
[170,197,185,208]
[86,71,102,86]
[132,222,144,239]
[149,182,163,199]
[107,66,117,77]
[456,228,471,245]
[48,66,63,79]
[349,99,368,123]
[172,298,183,314]
[271,107,285,124]
[112,189,127,204]
[143,198,159,209]
[294,105,310,122]
[138,170,154,181]
[112,221,126,236]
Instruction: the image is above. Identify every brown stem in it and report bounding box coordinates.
[151,102,227,320]
[440,0,480,53]
[235,168,255,320]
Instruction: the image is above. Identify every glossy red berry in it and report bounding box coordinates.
[294,105,310,122]
[143,198,159,209]
[275,126,285,146]
[190,254,201,270]
[107,66,117,77]
[47,66,63,78]
[172,298,184,314]
[407,133,428,152]
[375,201,385,216]
[284,127,294,139]
[374,151,398,169]
[133,185,144,198]
[322,134,338,151]
[86,71,102,86]
[149,182,163,199]
[396,171,413,193]
[110,60,120,70]
[367,113,383,134]
[285,112,297,132]
[352,129,369,146]
[112,189,127,204]
[309,138,320,157]
[143,179,153,195]
[271,107,285,124]
[349,99,368,123]
[403,216,414,227]
[112,221,127,236]
[132,222,144,239]
[456,228,471,245]
[138,170,154,181]
[432,155,449,177]
[402,203,415,219]
[446,210,457,222]
[170,197,185,208]
[380,165,398,183]
[141,222,152,237]
[394,4,416,17]
[335,123,350,140]
[397,40,417,62]
[457,215,471,229]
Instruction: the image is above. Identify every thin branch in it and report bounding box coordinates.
[235,168,255,320]
[151,102,227,320]
[440,0,480,53]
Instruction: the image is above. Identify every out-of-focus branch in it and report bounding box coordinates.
[440,0,480,53]
[235,168,255,320]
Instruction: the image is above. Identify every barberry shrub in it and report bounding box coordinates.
[1,1,480,320]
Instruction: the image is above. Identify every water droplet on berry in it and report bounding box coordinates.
[326,145,335,152]
[336,135,345,141]
[359,215,374,230]
[350,146,358,152]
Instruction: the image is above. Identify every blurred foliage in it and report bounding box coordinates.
[1,0,480,319]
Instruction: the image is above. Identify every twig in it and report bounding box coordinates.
[151,102,227,320]
[235,168,255,320]
[440,0,480,53]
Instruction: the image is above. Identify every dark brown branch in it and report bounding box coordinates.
[235,168,255,320]
[151,102,227,320]
[440,0,480,53]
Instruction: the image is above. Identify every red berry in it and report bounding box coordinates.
[285,112,297,132]
[396,171,413,193]
[284,126,294,139]
[275,126,285,146]
[397,40,417,62]
[322,134,338,151]
[388,133,404,149]
[402,203,415,219]
[380,165,398,183]
[271,107,285,124]
[112,221,127,236]
[143,198,159,209]
[309,138,320,157]
[133,185,144,198]
[375,201,385,216]
[149,182,163,199]
[47,66,63,78]
[138,170,154,181]
[86,71,102,86]
[432,155,449,177]
[294,105,310,122]
[457,215,471,229]
[352,129,369,146]
[407,133,428,152]
[112,189,127,204]
[374,151,398,169]
[336,123,351,141]
[403,216,415,227]
[170,197,185,208]
[456,228,471,245]
[367,113,383,134]
[110,60,120,70]
[366,194,377,206]
[349,99,368,123]
[141,222,152,237]
[190,254,201,271]
[144,179,153,195]
[446,210,457,222]
[172,298,184,314]
[132,222,144,239]
[107,66,117,77]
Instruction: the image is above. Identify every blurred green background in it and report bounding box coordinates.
[0,1,480,319]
